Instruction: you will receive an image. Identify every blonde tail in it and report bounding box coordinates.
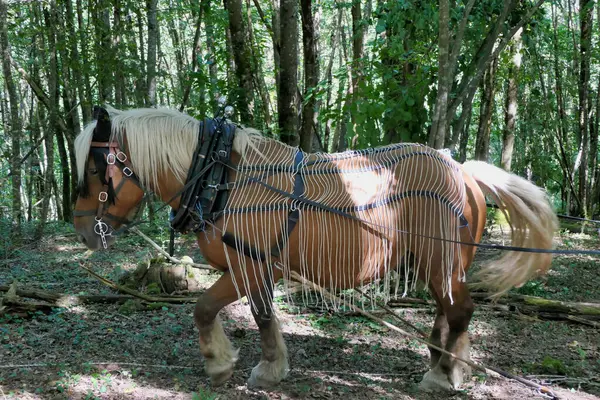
[462,161,559,297]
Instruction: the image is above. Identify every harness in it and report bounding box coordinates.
[73,141,144,248]
[77,108,600,258]
[169,118,236,233]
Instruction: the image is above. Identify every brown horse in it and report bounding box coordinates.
[74,106,557,391]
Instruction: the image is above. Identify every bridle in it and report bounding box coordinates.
[73,140,145,249]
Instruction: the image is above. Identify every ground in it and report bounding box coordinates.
[0,221,599,400]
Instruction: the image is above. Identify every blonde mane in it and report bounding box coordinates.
[74,106,271,190]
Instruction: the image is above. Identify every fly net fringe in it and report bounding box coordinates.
[223,134,467,313]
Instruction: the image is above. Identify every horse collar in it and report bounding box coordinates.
[169,118,236,233]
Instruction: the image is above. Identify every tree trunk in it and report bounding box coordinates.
[134,9,146,106]
[428,0,450,149]
[246,0,271,128]
[167,0,185,99]
[278,0,299,146]
[323,8,342,152]
[0,0,22,232]
[64,0,87,122]
[575,0,593,216]
[500,27,523,172]
[224,0,254,123]
[474,57,498,161]
[179,3,205,112]
[112,0,127,108]
[94,0,113,103]
[271,0,281,98]
[349,0,364,142]
[299,0,319,152]
[76,0,92,121]
[457,98,473,164]
[37,4,59,238]
[146,0,158,106]
[203,0,218,112]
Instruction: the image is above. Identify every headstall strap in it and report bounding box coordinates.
[85,140,144,249]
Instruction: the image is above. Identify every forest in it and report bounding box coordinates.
[1,0,600,399]
[1,0,600,232]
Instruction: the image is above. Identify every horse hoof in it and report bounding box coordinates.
[247,360,288,389]
[210,368,234,387]
[419,368,454,392]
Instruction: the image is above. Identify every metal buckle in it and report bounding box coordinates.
[106,153,116,165]
[218,150,227,158]
[116,151,127,162]
[123,167,133,177]
[98,192,108,202]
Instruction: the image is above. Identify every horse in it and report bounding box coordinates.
[73,105,558,391]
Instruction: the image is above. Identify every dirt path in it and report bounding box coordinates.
[1,224,598,399]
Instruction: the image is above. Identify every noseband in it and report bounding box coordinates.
[73,141,144,248]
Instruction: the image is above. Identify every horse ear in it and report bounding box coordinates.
[93,106,111,142]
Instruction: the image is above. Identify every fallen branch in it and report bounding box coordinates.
[130,227,217,271]
[289,271,559,399]
[0,285,136,306]
[355,288,428,338]
[471,292,600,316]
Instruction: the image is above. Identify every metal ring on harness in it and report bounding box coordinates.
[106,153,116,165]
[116,151,128,162]
[98,192,108,202]
[94,218,110,235]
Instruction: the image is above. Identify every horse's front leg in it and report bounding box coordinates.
[194,271,241,386]
[247,273,289,388]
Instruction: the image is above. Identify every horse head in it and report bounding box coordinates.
[73,106,145,250]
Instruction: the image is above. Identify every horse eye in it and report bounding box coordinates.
[89,168,99,176]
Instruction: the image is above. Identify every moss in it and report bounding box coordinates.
[118,299,145,315]
[146,282,161,295]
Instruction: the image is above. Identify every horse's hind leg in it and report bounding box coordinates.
[247,275,289,388]
[194,271,242,386]
[421,280,474,391]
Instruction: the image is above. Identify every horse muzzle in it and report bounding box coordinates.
[75,218,116,250]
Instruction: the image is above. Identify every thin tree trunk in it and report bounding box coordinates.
[271,0,281,98]
[146,0,158,106]
[458,98,473,163]
[113,0,127,107]
[576,0,593,216]
[224,0,254,123]
[300,0,319,151]
[37,4,59,238]
[323,8,342,151]
[500,27,523,172]
[134,9,146,106]
[278,0,299,146]
[474,57,499,161]
[349,0,364,142]
[76,0,92,121]
[246,0,271,127]
[0,0,22,232]
[167,0,185,99]
[203,0,218,112]
[95,0,113,103]
[428,0,451,149]
[180,3,204,112]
